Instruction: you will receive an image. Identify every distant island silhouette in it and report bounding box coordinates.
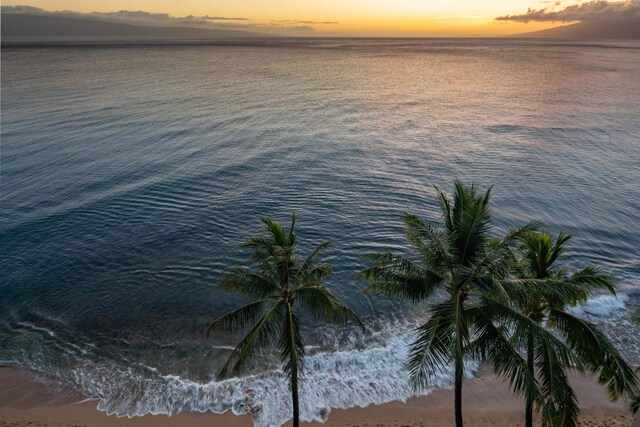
[511,20,640,39]
[1,13,272,41]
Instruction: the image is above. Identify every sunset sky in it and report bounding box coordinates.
[1,0,598,36]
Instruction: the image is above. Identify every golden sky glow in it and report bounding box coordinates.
[1,0,583,36]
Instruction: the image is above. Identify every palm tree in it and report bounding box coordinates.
[207,215,364,427]
[511,230,638,427]
[361,180,548,427]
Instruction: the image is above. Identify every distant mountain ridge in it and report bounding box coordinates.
[3,11,639,41]
[511,20,640,39]
[1,13,272,40]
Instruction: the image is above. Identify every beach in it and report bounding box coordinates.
[1,365,635,427]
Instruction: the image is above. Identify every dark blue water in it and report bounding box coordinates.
[1,38,639,426]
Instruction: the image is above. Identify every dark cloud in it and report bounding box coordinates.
[0,5,331,35]
[495,0,640,22]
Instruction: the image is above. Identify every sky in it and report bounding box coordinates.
[2,0,638,36]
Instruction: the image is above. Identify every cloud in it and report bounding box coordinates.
[0,5,332,35]
[495,0,640,23]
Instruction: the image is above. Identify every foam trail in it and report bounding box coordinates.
[6,291,636,427]
[15,322,56,337]
[10,322,476,427]
[566,293,629,317]
[563,292,639,364]
[83,326,477,427]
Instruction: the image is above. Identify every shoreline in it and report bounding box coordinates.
[0,364,635,427]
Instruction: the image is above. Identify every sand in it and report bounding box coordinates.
[1,365,637,427]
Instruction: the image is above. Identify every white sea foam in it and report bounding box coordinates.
[16,322,56,337]
[52,325,477,427]
[566,293,629,317]
[565,292,639,364]
[85,291,632,426]
[8,292,635,427]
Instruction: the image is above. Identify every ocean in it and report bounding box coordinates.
[1,38,639,426]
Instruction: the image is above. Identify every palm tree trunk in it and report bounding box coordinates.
[286,303,300,427]
[291,366,300,427]
[455,362,464,427]
[525,332,535,427]
[453,291,465,427]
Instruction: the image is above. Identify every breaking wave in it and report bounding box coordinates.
[7,317,477,427]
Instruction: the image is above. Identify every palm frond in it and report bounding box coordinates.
[262,217,290,247]
[549,309,639,400]
[288,213,296,246]
[407,299,456,390]
[241,236,274,252]
[451,181,493,266]
[434,184,454,233]
[505,221,546,246]
[567,267,615,295]
[499,278,587,312]
[535,332,579,427]
[294,285,364,331]
[481,296,575,365]
[550,232,572,266]
[218,300,286,379]
[361,252,444,303]
[518,231,571,280]
[220,267,280,298]
[403,213,452,269]
[466,221,544,282]
[471,275,511,302]
[465,300,538,400]
[299,240,333,279]
[207,300,266,335]
[279,304,305,379]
